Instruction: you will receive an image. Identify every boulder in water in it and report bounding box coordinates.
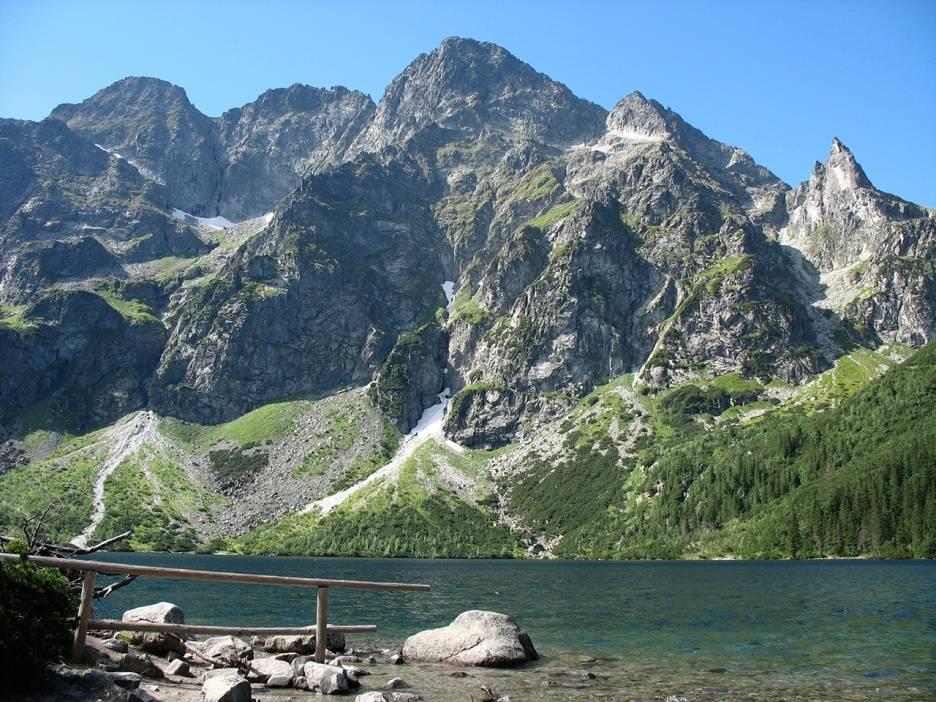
[402,610,537,667]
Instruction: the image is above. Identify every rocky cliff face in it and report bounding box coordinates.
[217,84,375,219]
[1,36,933,450]
[51,77,225,216]
[0,116,210,302]
[0,290,166,432]
[781,138,934,347]
[51,78,377,221]
[149,147,451,423]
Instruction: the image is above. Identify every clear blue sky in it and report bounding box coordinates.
[1,0,934,205]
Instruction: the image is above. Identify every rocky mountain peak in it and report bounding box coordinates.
[348,36,607,155]
[49,75,222,215]
[605,91,672,141]
[811,137,873,193]
[50,76,197,125]
[784,137,926,271]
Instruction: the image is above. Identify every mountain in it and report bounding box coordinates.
[51,77,376,220]
[1,37,933,558]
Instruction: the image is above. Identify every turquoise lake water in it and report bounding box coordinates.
[88,554,935,700]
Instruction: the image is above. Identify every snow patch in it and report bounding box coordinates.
[442,281,455,307]
[171,208,237,230]
[303,388,457,516]
[569,128,664,154]
[95,143,123,159]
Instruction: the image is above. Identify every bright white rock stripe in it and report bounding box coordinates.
[303,388,457,517]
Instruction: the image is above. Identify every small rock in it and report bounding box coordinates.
[101,671,142,690]
[303,661,350,694]
[116,652,163,679]
[291,655,313,676]
[263,632,346,654]
[387,694,420,702]
[102,638,129,653]
[330,654,363,665]
[364,656,378,664]
[247,657,293,683]
[388,653,404,665]
[130,689,160,702]
[202,671,251,702]
[354,693,387,702]
[448,671,469,678]
[344,664,370,677]
[665,697,690,702]
[294,675,308,690]
[272,652,299,663]
[165,659,191,677]
[479,685,497,702]
[267,673,293,687]
[201,636,253,667]
[385,677,409,689]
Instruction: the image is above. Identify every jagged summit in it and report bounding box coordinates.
[348,36,607,154]
[783,137,927,271]
[810,137,874,193]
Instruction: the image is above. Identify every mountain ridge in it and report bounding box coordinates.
[1,36,933,559]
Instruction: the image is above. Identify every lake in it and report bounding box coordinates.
[89,554,935,700]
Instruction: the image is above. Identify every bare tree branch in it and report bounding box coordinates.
[94,574,138,599]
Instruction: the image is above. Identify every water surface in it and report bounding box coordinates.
[89,555,935,700]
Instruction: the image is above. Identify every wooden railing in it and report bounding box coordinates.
[0,553,429,663]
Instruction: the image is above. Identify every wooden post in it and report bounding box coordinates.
[72,570,96,662]
[315,586,328,663]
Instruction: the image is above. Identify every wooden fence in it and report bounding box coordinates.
[0,553,429,663]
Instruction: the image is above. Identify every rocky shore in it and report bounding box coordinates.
[24,606,541,702]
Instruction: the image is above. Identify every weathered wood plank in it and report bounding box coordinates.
[87,619,376,636]
[315,586,329,663]
[0,553,430,591]
[72,570,96,661]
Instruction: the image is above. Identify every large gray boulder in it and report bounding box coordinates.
[303,661,350,694]
[121,601,185,655]
[402,610,538,667]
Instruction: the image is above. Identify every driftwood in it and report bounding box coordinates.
[183,640,250,675]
